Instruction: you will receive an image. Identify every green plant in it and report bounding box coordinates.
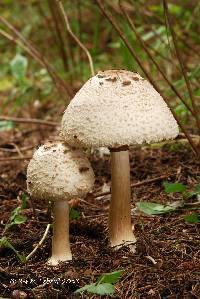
[69,208,81,220]
[74,270,124,296]
[136,201,176,215]
[136,182,200,216]
[0,120,14,131]
[5,193,28,231]
[0,236,26,263]
[184,213,200,224]
[10,52,28,86]
[163,182,200,200]
[163,182,186,193]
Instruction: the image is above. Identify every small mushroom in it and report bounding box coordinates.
[61,69,179,250]
[27,142,94,265]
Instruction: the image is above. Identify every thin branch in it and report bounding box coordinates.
[118,1,195,118]
[48,0,69,73]
[142,7,200,60]
[95,0,199,156]
[0,16,73,98]
[94,175,169,198]
[0,145,35,153]
[0,156,32,162]
[162,0,200,134]
[0,116,58,126]
[26,224,51,261]
[56,0,95,76]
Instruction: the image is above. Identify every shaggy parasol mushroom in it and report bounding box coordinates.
[27,141,94,265]
[61,70,179,249]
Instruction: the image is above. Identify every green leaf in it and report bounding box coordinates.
[0,77,13,91]
[183,185,200,199]
[194,184,200,193]
[74,270,123,295]
[92,283,115,295]
[10,207,21,221]
[10,53,28,83]
[75,283,115,296]
[136,201,176,215]
[175,103,190,118]
[168,4,182,15]
[12,214,27,225]
[9,207,27,226]
[163,182,186,193]
[184,214,200,223]
[74,283,96,294]
[69,208,81,220]
[0,237,26,262]
[21,193,28,209]
[0,121,14,132]
[97,270,124,284]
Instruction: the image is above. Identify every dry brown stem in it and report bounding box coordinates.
[48,0,69,73]
[56,0,95,76]
[94,175,169,198]
[0,116,58,127]
[162,0,200,134]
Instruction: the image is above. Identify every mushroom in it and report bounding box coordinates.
[27,141,94,265]
[61,70,179,250]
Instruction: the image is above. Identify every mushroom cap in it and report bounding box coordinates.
[27,142,95,201]
[61,70,179,148]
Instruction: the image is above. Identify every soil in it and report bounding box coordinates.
[0,125,200,299]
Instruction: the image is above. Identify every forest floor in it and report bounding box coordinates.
[0,125,200,299]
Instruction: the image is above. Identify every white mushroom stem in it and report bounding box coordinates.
[48,200,72,266]
[109,147,136,248]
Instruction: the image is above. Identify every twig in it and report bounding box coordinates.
[0,156,32,162]
[0,145,35,153]
[56,0,95,76]
[140,14,200,89]
[142,7,200,60]
[118,2,195,118]
[48,0,69,73]
[10,143,23,157]
[26,224,51,261]
[95,0,199,156]
[94,175,169,198]
[145,255,157,265]
[0,17,72,98]
[0,116,58,126]
[162,0,200,134]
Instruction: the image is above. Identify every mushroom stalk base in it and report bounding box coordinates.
[47,200,72,266]
[109,149,136,249]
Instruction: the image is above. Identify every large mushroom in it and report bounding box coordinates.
[27,141,94,265]
[61,70,179,249]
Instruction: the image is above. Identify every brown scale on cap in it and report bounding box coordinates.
[43,141,58,151]
[105,77,117,82]
[79,166,90,172]
[122,80,131,86]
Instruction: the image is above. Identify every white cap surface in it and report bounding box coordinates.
[61,70,179,148]
[27,142,94,201]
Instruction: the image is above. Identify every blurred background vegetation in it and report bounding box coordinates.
[0,0,199,147]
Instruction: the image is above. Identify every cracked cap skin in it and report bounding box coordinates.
[61,70,179,148]
[27,141,95,201]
